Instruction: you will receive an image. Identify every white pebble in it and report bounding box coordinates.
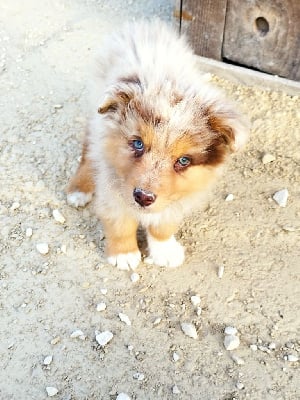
[153,317,162,325]
[231,354,245,365]
[236,382,244,390]
[287,354,299,362]
[273,189,289,207]
[36,243,49,255]
[250,344,258,351]
[43,355,53,366]
[173,352,180,362]
[196,306,202,316]
[11,201,20,211]
[190,295,201,306]
[46,387,58,397]
[26,228,33,237]
[70,330,85,340]
[224,335,240,350]
[268,342,276,350]
[119,313,131,326]
[53,104,63,109]
[96,302,106,312]
[172,385,180,394]
[262,153,276,164]
[95,330,113,347]
[225,193,234,201]
[116,394,131,400]
[225,326,237,335]
[133,372,144,381]
[181,322,198,339]
[130,272,140,283]
[60,244,67,254]
[217,265,224,278]
[100,288,107,295]
[52,209,65,224]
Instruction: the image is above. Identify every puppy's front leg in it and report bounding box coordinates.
[102,216,141,270]
[145,224,185,268]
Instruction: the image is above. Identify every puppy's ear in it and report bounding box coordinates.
[98,91,132,114]
[98,76,142,115]
[207,102,249,153]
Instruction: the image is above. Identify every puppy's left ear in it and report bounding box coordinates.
[98,91,132,114]
[207,102,249,153]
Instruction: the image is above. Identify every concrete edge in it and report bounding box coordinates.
[196,56,300,96]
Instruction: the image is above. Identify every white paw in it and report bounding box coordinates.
[67,191,93,208]
[145,235,185,268]
[107,251,141,271]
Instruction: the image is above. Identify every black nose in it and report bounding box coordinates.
[133,188,156,207]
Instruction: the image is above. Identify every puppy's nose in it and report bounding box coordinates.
[133,188,156,207]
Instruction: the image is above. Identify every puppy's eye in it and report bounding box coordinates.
[129,138,145,157]
[174,156,191,172]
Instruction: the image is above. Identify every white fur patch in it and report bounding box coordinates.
[67,191,93,208]
[107,251,141,271]
[145,234,185,268]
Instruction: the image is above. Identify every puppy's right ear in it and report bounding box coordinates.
[98,91,132,114]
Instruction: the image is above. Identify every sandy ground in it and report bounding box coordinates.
[0,1,299,399]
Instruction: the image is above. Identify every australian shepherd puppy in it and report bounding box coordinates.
[67,20,248,270]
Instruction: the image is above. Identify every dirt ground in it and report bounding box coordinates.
[0,1,299,399]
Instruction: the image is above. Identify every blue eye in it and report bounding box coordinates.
[174,156,191,172]
[129,138,144,157]
[132,139,144,150]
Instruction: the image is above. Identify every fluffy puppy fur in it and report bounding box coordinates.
[67,20,248,270]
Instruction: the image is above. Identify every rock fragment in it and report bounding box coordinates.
[217,265,224,278]
[172,385,180,394]
[181,322,198,339]
[119,313,131,326]
[116,394,131,400]
[224,335,240,351]
[286,354,299,362]
[70,329,85,340]
[96,302,107,312]
[133,372,145,381]
[26,228,33,237]
[224,326,237,335]
[43,355,53,366]
[273,189,289,207]
[95,330,113,347]
[173,352,180,362]
[36,243,49,255]
[225,193,234,201]
[262,153,276,164]
[52,209,65,224]
[46,387,58,397]
[231,354,245,365]
[130,272,140,283]
[190,295,201,306]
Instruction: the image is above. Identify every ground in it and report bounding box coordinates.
[0,1,299,399]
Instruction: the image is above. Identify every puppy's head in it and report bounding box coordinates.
[98,77,248,212]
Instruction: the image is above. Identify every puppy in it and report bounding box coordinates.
[67,20,248,270]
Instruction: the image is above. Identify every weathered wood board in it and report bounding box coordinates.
[222,0,300,81]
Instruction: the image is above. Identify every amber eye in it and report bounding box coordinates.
[174,156,191,172]
[129,138,145,157]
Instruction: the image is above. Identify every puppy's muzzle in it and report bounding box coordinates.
[133,188,156,207]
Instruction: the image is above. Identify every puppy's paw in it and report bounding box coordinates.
[107,251,141,271]
[145,235,185,268]
[67,191,93,208]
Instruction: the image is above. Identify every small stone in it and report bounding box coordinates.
[46,387,58,397]
[273,189,289,207]
[153,317,162,325]
[224,335,240,351]
[181,322,198,339]
[70,330,85,340]
[250,344,258,351]
[50,336,60,345]
[43,355,53,365]
[26,228,33,237]
[190,295,201,306]
[225,193,234,201]
[231,354,245,365]
[236,382,244,390]
[217,265,224,278]
[116,394,131,400]
[100,288,108,295]
[53,104,63,109]
[287,354,298,362]
[96,302,106,312]
[225,326,237,335]
[119,313,131,326]
[60,244,67,254]
[11,201,20,211]
[133,372,144,381]
[173,352,180,362]
[95,330,113,347]
[262,153,276,164]
[127,345,134,352]
[268,342,276,350]
[130,272,140,283]
[52,209,65,224]
[36,243,49,255]
[196,307,202,316]
[172,385,180,394]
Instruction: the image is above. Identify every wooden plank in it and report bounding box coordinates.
[223,0,300,81]
[179,0,227,60]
